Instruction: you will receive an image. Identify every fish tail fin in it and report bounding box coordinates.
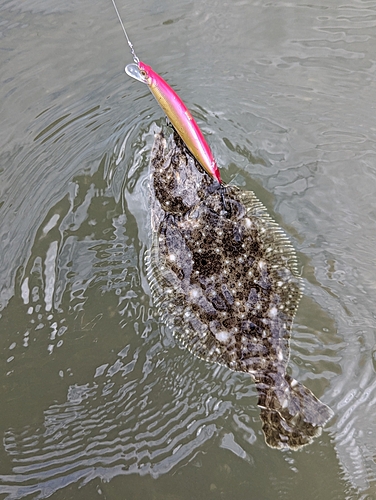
[256,373,333,450]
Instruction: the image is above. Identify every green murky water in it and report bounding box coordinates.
[1,0,376,498]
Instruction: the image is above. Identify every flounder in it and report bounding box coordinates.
[146,127,333,450]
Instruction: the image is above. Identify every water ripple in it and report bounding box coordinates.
[2,0,376,497]
[0,344,235,498]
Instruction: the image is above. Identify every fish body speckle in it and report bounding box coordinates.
[146,127,333,450]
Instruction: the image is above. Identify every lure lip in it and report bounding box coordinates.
[125,63,148,84]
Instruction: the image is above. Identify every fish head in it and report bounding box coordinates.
[150,130,214,216]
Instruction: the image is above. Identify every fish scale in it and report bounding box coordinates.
[146,127,333,450]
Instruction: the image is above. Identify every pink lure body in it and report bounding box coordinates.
[138,61,222,184]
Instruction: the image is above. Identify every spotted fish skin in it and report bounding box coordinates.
[146,127,333,450]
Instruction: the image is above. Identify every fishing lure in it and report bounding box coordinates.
[110,0,222,184]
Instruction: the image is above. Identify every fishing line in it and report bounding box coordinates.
[110,0,140,64]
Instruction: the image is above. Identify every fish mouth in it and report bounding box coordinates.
[125,63,148,84]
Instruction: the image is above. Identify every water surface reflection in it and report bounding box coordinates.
[1,0,376,498]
